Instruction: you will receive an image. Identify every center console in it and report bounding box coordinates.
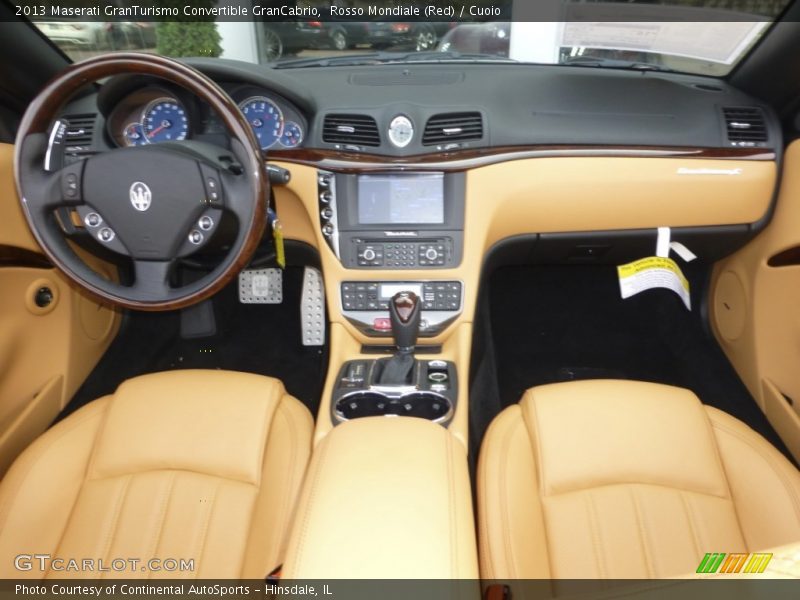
[316,169,466,338]
[332,358,457,424]
[311,167,469,437]
[280,417,479,580]
[331,289,458,426]
[316,169,465,269]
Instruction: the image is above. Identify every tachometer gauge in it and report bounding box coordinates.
[123,122,147,147]
[279,121,303,148]
[142,98,189,143]
[240,96,284,149]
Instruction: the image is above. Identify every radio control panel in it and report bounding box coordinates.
[355,239,453,268]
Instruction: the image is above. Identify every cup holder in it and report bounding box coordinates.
[334,391,453,423]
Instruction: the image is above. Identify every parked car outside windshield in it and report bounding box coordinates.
[31,1,792,78]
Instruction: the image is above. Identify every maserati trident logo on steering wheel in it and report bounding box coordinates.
[129,181,152,212]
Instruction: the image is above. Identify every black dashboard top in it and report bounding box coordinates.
[64,58,781,159]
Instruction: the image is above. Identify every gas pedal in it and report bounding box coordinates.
[300,267,325,346]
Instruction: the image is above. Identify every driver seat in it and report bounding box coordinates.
[0,370,313,578]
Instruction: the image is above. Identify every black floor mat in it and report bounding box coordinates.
[487,264,793,460]
[58,266,327,421]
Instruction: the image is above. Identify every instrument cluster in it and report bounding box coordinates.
[107,85,306,151]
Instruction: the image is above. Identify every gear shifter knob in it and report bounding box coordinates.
[388,291,421,352]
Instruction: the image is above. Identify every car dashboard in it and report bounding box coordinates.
[52,57,780,446]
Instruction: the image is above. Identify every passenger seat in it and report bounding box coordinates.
[477,379,800,578]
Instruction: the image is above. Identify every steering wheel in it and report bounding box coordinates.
[14,53,267,311]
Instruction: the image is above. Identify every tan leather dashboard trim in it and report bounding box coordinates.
[274,156,775,347]
[0,144,40,253]
[273,154,776,446]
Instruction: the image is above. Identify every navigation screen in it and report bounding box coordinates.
[357,173,444,225]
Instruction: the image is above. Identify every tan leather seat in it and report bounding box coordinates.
[478,379,800,579]
[0,370,313,579]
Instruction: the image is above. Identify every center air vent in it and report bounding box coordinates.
[423,112,483,146]
[63,114,96,163]
[722,107,768,147]
[322,114,380,147]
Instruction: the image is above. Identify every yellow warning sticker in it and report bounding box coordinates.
[617,256,691,310]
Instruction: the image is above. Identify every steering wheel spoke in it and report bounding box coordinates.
[131,259,175,300]
[219,166,256,223]
[17,134,85,215]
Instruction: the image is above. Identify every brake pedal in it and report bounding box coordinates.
[301,267,325,346]
[238,268,283,304]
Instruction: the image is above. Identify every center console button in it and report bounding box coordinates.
[373,317,392,332]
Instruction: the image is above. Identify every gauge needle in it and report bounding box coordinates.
[147,120,171,138]
[147,124,166,138]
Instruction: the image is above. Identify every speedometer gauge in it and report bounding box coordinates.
[240,96,284,149]
[142,98,189,143]
[280,121,303,148]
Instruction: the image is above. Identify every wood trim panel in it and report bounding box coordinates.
[269,145,775,173]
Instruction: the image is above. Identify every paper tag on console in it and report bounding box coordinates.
[618,256,691,310]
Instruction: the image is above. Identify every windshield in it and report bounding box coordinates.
[28,0,793,77]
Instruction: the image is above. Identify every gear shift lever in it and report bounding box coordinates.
[375,291,421,385]
[388,291,421,352]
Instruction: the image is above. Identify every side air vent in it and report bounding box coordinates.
[322,114,380,147]
[722,107,768,147]
[63,114,97,162]
[422,112,483,145]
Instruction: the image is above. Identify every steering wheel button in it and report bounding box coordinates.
[84,212,102,228]
[199,165,224,206]
[198,216,214,231]
[58,162,84,204]
[188,230,204,245]
[97,228,115,242]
